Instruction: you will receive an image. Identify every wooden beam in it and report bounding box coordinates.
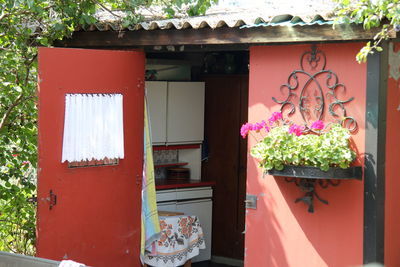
[55,24,392,48]
[363,41,388,265]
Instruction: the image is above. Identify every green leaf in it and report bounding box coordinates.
[334,0,396,63]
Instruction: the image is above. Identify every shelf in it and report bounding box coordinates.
[153,144,201,151]
[156,180,216,190]
[154,162,188,168]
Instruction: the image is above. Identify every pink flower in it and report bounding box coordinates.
[268,112,283,125]
[310,120,325,130]
[252,120,267,133]
[22,161,30,165]
[261,120,270,132]
[252,122,264,132]
[240,120,271,138]
[288,124,304,136]
[240,123,253,138]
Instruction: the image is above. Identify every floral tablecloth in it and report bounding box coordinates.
[143,215,206,267]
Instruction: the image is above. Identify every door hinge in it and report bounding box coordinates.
[136,174,142,185]
[47,190,57,210]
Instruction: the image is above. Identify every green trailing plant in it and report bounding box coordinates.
[333,0,400,63]
[0,160,36,255]
[241,112,356,172]
[0,0,217,255]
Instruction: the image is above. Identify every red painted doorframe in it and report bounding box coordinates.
[37,47,145,267]
[385,41,400,267]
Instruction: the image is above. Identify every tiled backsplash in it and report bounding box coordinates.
[154,150,178,179]
[153,149,178,164]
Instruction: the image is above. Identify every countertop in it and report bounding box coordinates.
[155,179,216,190]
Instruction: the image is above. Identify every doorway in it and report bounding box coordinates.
[146,50,249,266]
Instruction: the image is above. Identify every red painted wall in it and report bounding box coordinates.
[37,48,145,267]
[245,43,366,267]
[385,42,400,267]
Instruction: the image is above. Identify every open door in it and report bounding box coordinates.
[36,48,145,267]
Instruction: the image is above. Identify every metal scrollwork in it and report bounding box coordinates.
[271,46,359,213]
[272,45,358,132]
[284,177,340,213]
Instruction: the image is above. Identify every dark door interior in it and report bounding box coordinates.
[202,74,248,260]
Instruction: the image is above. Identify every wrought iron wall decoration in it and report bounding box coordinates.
[272,45,358,132]
[271,45,361,213]
[267,166,362,213]
[286,178,335,213]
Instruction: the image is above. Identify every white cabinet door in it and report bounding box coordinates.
[167,82,205,144]
[176,199,212,262]
[157,201,177,213]
[146,81,168,144]
[156,189,177,202]
[175,187,213,201]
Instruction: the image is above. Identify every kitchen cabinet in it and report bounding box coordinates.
[145,81,168,145]
[156,187,212,263]
[167,82,205,144]
[145,81,205,145]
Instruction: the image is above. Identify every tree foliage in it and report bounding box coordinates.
[0,0,216,255]
[334,0,400,62]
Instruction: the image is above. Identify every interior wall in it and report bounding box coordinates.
[385,41,400,267]
[245,43,366,267]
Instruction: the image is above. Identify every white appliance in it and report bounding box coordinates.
[156,187,213,262]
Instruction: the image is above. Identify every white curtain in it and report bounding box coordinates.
[61,94,124,163]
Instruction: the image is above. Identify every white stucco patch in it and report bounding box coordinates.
[389,42,400,81]
[388,43,400,110]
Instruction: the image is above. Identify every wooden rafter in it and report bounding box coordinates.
[55,24,396,48]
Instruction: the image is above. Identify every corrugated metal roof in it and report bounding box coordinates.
[241,15,334,28]
[81,1,337,31]
[81,13,333,31]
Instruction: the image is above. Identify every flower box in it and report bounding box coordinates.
[241,112,363,212]
[267,165,362,180]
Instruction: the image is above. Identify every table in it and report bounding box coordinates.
[143,215,206,267]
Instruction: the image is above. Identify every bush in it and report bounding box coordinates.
[0,156,36,255]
